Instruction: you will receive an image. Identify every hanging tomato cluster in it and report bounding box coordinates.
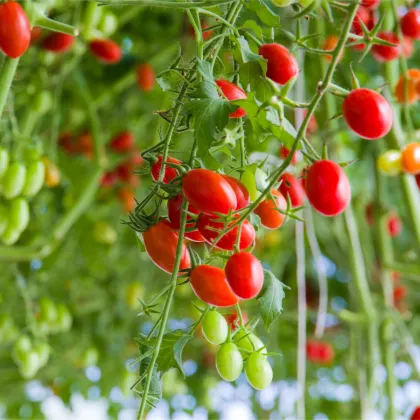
[0,147,46,245]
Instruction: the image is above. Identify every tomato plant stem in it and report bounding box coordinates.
[0,58,19,121]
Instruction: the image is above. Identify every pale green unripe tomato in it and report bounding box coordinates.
[0,148,10,178]
[216,343,243,382]
[8,198,30,233]
[22,161,45,197]
[201,311,229,345]
[2,162,26,199]
[377,150,402,176]
[245,352,273,390]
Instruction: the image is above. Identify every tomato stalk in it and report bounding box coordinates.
[0,57,20,120]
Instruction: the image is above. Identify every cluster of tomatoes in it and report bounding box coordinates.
[13,298,72,379]
[0,147,48,245]
[377,142,420,177]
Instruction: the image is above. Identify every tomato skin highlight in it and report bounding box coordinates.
[215,79,247,118]
[189,265,238,307]
[197,214,255,250]
[258,43,299,85]
[137,64,156,92]
[151,156,181,184]
[183,169,237,215]
[142,220,190,274]
[225,252,264,300]
[221,175,250,210]
[110,131,135,153]
[401,142,420,175]
[254,189,287,229]
[372,32,401,62]
[342,88,393,140]
[89,39,122,64]
[279,172,305,208]
[42,33,75,53]
[0,2,31,58]
[305,160,351,217]
[401,9,420,39]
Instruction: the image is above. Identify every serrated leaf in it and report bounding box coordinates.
[197,59,214,80]
[257,269,286,331]
[246,0,280,26]
[232,36,263,64]
[137,330,190,376]
[173,335,191,376]
[157,69,185,92]
[189,80,219,100]
[239,61,270,102]
[138,343,162,409]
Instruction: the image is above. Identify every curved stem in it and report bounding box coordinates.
[0,58,19,120]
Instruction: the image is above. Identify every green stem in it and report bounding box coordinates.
[0,58,19,120]
[35,15,79,36]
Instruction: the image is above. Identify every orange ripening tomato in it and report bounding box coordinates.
[142,220,190,274]
[42,157,61,187]
[401,142,420,174]
[394,69,420,104]
[118,187,136,213]
[322,35,343,62]
[136,64,155,92]
[254,189,287,229]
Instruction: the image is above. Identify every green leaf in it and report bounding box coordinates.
[196,59,214,80]
[157,69,185,92]
[231,36,263,65]
[246,0,280,27]
[242,20,263,39]
[135,232,146,252]
[136,330,191,376]
[185,82,234,158]
[138,344,162,409]
[257,269,286,331]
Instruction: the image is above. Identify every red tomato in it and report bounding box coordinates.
[302,110,318,135]
[305,160,351,217]
[221,175,250,210]
[76,132,93,158]
[342,88,393,140]
[215,80,247,118]
[151,156,181,184]
[89,39,122,64]
[254,189,287,229]
[372,32,401,62]
[167,194,205,242]
[225,252,264,299]
[360,0,379,8]
[197,214,255,250]
[136,64,155,92]
[401,9,420,39]
[306,340,334,364]
[42,33,74,53]
[189,265,238,307]
[188,21,213,41]
[279,172,305,208]
[118,187,136,213]
[59,132,76,154]
[110,131,134,153]
[116,160,135,183]
[0,2,31,58]
[142,220,190,274]
[388,214,402,237]
[30,26,42,44]
[100,171,118,187]
[411,406,420,420]
[258,43,299,85]
[393,285,407,302]
[401,142,420,175]
[183,169,237,215]
[225,312,248,330]
[280,146,299,165]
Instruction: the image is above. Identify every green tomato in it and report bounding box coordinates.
[245,352,273,390]
[1,225,21,246]
[271,0,295,7]
[8,198,30,233]
[377,150,402,176]
[0,148,9,178]
[99,11,118,36]
[235,330,266,356]
[39,298,58,325]
[32,91,53,115]
[216,343,243,382]
[18,350,40,379]
[13,335,32,362]
[23,147,42,163]
[93,222,117,245]
[22,161,45,197]
[2,162,26,199]
[56,304,72,332]
[34,342,50,367]
[0,204,9,236]
[201,311,228,345]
